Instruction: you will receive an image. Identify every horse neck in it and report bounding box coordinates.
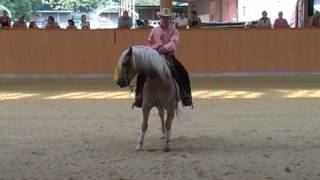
[132,53,164,76]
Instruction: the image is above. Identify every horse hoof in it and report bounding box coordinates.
[163,146,170,152]
[161,135,171,141]
[136,145,144,151]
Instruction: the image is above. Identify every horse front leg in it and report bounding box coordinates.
[136,106,151,151]
[163,110,174,152]
[157,106,165,139]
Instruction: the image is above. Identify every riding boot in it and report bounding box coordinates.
[132,93,143,109]
[165,54,193,108]
[132,73,146,109]
[181,91,193,107]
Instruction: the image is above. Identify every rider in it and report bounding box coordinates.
[132,8,193,108]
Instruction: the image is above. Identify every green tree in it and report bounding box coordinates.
[30,0,42,12]
[0,0,42,19]
[0,0,16,15]
[60,0,99,11]
[12,0,32,18]
[136,0,159,6]
[43,0,120,12]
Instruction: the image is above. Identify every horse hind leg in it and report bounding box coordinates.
[163,110,175,152]
[136,106,151,151]
[157,106,165,139]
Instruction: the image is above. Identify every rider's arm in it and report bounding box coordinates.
[147,28,159,49]
[162,29,179,52]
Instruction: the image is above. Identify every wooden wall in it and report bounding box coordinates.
[0,28,319,74]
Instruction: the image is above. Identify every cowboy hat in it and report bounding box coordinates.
[156,8,176,17]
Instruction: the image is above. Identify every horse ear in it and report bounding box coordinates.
[128,46,133,56]
[123,47,132,66]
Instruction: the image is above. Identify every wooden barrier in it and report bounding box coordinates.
[0,30,114,73]
[0,28,320,74]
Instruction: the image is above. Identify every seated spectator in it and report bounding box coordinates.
[81,15,90,29]
[143,19,153,28]
[188,11,201,28]
[0,10,11,29]
[12,16,27,29]
[66,19,77,29]
[274,11,290,28]
[257,10,271,29]
[29,21,38,29]
[136,19,144,26]
[45,16,60,29]
[118,10,132,29]
[175,11,188,29]
[174,12,180,24]
[137,19,152,29]
[309,11,320,27]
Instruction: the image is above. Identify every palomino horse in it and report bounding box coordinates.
[116,46,179,152]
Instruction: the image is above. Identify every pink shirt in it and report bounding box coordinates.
[147,24,179,52]
[274,18,289,28]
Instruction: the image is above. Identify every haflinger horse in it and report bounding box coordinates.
[116,46,179,152]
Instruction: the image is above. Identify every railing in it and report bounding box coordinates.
[0,28,320,74]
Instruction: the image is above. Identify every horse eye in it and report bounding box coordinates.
[123,58,130,67]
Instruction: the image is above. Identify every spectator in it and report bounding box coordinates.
[257,10,271,29]
[188,11,201,28]
[136,19,144,26]
[81,15,90,29]
[309,11,320,27]
[12,16,27,29]
[0,10,11,29]
[174,12,179,20]
[273,11,290,28]
[137,19,152,29]
[143,19,153,28]
[136,19,151,29]
[175,11,188,29]
[45,16,60,29]
[29,21,38,29]
[66,19,77,29]
[118,10,132,29]
[174,12,180,23]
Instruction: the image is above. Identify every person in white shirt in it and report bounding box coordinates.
[175,11,188,29]
[257,10,271,29]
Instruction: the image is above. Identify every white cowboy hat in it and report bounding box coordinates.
[156,8,176,17]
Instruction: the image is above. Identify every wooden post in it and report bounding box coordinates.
[160,0,172,9]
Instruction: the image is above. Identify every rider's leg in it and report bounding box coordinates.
[165,54,193,107]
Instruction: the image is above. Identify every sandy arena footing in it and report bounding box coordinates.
[1,76,320,180]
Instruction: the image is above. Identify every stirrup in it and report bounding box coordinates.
[182,100,194,109]
[181,93,193,108]
[132,102,142,109]
[182,103,194,109]
[132,96,143,109]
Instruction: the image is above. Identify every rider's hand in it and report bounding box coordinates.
[158,46,167,54]
[155,45,162,50]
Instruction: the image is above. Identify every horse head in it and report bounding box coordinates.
[117,47,137,88]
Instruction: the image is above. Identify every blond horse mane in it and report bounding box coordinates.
[118,46,172,77]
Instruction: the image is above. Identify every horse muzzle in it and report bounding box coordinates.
[117,78,130,88]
